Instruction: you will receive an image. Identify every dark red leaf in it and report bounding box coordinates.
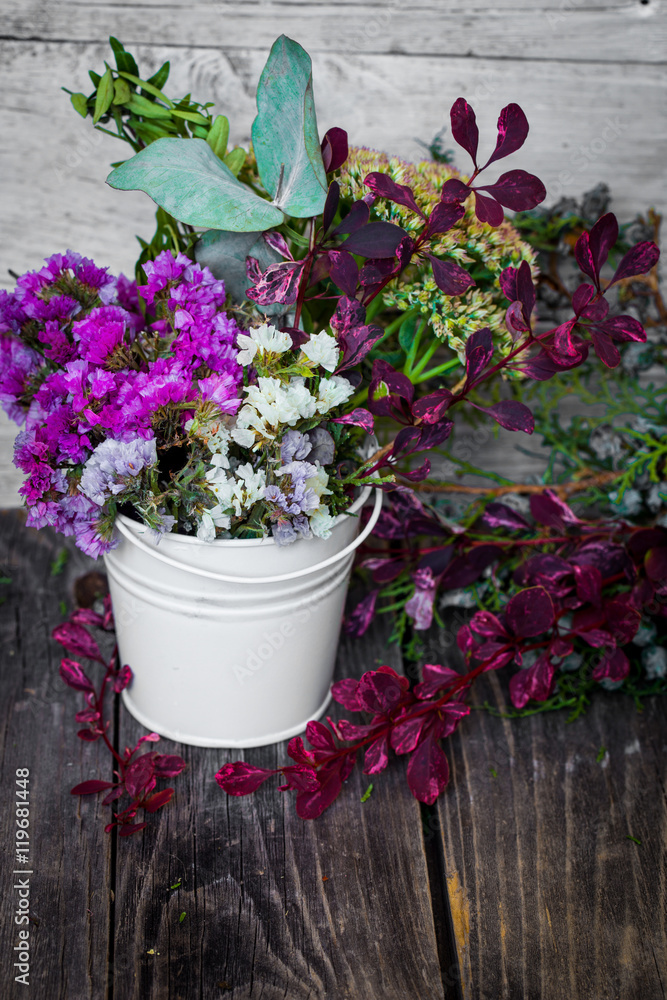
[412,388,454,424]
[414,663,461,700]
[390,713,428,754]
[153,754,187,778]
[262,231,293,260]
[363,733,390,775]
[328,250,359,296]
[69,608,104,628]
[143,788,174,813]
[483,103,530,169]
[75,708,101,723]
[473,191,504,227]
[590,328,620,368]
[465,327,494,383]
[119,822,147,837]
[322,180,340,234]
[645,546,667,582]
[589,213,619,275]
[426,254,475,296]
[364,172,425,218]
[77,729,100,741]
[473,400,534,433]
[340,221,408,259]
[102,786,125,805]
[305,720,338,753]
[509,655,556,708]
[215,761,276,796]
[60,658,95,693]
[427,200,465,237]
[505,586,555,637]
[337,323,384,372]
[592,648,630,683]
[356,666,409,715]
[599,315,646,343]
[321,126,348,173]
[343,589,379,638]
[53,622,104,663]
[70,780,114,795]
[440,178,470,202]
[295,767,344,819]
[574,231,598,287]
[113,664,132,693]
[330,407,374,433]
[330,295,366,335]
[572,283,596,315]
[529,490,580,529]
[406,734,450,805]
[124,753,156,799]
[246,259,304,306]
[477,169,545,211]
[609,240,660,286]
[479,502,530,533]
[278,764,320,793]
[333,199,370,236]
[450,97,479,164]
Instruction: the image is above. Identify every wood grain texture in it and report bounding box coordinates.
[3,0,665,62]
[437,670,667,1000]
[112,617,447,1000]
[0,511,111,1000]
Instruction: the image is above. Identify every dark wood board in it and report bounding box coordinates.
[112,616,447,1000]
[0,510,112,1000]
[437,670,667,1000]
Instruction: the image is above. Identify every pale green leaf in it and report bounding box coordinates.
[206,114,229,160]
[112,78,131,105]
[170,109,209,126]
[251,35,327,218]
[93,65,114,125]
[70,92,88,118]
[107,137,284,232]
[223,147,245,177]
[117,70,174,108]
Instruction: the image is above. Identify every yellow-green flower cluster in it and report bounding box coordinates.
[337,148,537,362]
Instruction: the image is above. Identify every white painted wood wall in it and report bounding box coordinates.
[1,0,665,505]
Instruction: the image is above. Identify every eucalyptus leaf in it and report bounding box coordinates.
[206,115,229,160]
[107,137,284,232]
[93,65,114,125]
[223,147,245,177]
[70,92,88,118]
[251,35,327,218]
[109,36,139,77]
[195,229,285,316]
[148,61,170,91]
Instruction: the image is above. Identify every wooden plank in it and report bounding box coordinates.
[1,40,665,296]
[112,617,448,999]
[436,670,667,999]
[2,0,665,62]
[0,511,112,999]
[0,412,22,507]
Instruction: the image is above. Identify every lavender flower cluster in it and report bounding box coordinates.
[0,250,242,555]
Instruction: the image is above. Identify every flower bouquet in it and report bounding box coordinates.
[1,35,663,813]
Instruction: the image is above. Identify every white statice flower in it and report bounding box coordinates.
[230,426,255,449]
[305,465,332,507]
[197,504,231,542]
[301,331,340,373]
[236,323,292,366]
[309,505,337,539]
[209,463,267,518]
[315,375,354,415]
[185,417,233,468]
[236,376,318,446]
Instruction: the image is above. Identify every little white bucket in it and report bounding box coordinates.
[103,488,382,748]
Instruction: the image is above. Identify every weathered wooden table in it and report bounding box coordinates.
[1,508,666,1000]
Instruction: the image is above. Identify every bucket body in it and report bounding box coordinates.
[103,488,380,748]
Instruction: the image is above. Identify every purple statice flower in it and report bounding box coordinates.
[17,250,117,307]
[138,251,196,305]
[80,436,157,505]
[0,289,27,335]
[198,373,241,414]
[0,336,42,423]
[133,357,192,411]
[37,320,76,364]
[273,514,311,546]
[145,510,177,543]
[71,518,117,558]
[114,274,145,332]
[72,305,134,365]
[280,429,312,464]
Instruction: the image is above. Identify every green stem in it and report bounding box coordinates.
[402,317,428,376]
[412,357,462,383]
[409,339,440,379]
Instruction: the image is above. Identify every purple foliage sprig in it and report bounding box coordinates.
[52,599,186,836]
[215,655,499,819]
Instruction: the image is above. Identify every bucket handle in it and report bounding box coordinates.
[113,489,383,585]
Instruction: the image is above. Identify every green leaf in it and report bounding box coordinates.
[132,121,173,145]
[117,71,174,108]
[109,37,139,77]
[70,92,89,118]
[107,137,284,232]
[398,313,420,353]
[126,94,172,120]
[93,65,114,125]
[206,114,229,160]
[112,78,132,105]
[171,109,209,126]
[195,228,283,311]
[179,911,186,923]
[360,783,373,803]
[89,69,101,88]
[148,61,171,91]
[190,125,209,140]
[50,548,69,577]
[223,147,245,177]
[251,35,327,218]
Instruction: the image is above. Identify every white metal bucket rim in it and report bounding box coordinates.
[113,487,382,585]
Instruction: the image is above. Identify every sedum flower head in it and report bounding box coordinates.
[338,148,537,360]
